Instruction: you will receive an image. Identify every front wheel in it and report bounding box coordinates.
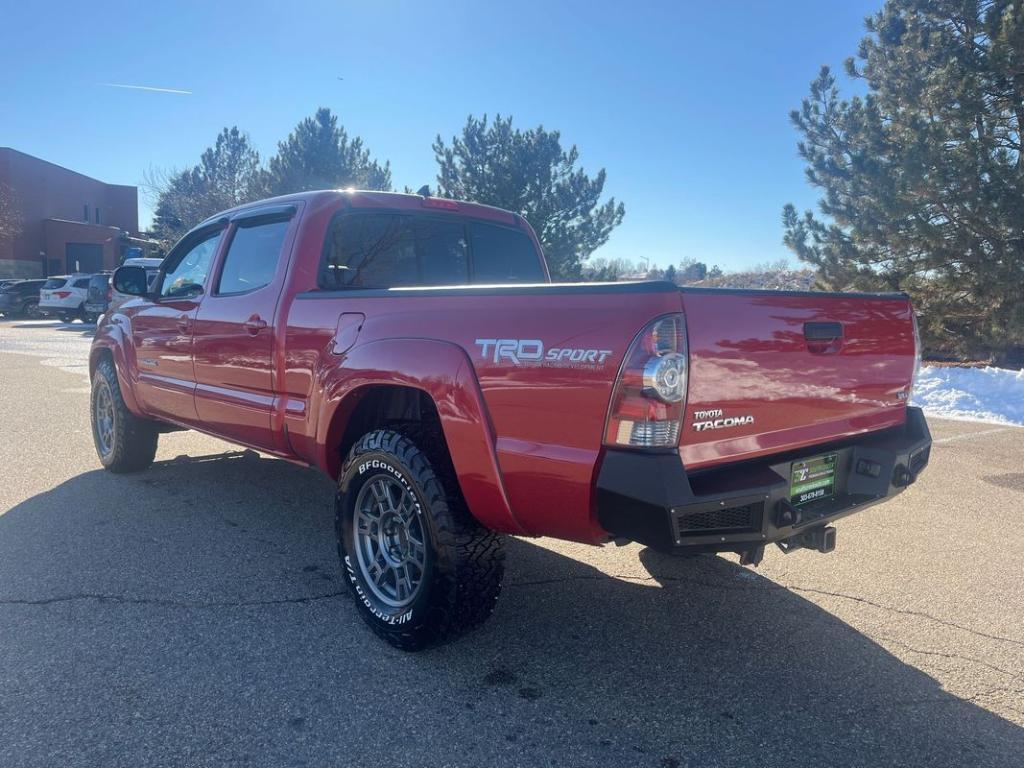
[91,358,159,472]
[337,429,504,651]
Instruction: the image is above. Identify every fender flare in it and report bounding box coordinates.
[89,316,144,417]
[314,338,526,536]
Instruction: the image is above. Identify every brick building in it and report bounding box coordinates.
[0,148,141,278]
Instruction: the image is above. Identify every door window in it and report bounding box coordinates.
[159,231,223,298]
[215,220,290,295]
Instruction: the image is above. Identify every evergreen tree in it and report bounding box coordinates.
[152,127,268,247]
[433,114,625,280]
[269,108,391,195]
[783,0,1024,361]
[663,264,678,284]
[679,259,708,282]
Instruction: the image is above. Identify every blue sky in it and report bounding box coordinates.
[0,0,877,270]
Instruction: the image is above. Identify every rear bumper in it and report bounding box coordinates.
[595,407,932,553]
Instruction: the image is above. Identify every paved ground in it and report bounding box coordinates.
[1,318,1022,767]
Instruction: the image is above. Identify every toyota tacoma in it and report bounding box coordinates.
[90,190,931,650]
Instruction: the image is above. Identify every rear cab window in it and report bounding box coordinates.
[467,221,545,283]
[318,212,544,289]
[42,278,67,290]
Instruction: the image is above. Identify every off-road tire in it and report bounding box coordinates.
[336,428,504,651]
[90,357,159,472]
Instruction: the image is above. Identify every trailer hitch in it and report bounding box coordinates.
[777,525,837,555]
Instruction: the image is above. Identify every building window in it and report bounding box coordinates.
[83,204,89,222]
[95,207,101,224]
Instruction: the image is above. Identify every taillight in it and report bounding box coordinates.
[54,291,72,299]
[107,286,113,301]
[605,314,688,448]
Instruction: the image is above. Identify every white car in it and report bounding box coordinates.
[38,274,92,322]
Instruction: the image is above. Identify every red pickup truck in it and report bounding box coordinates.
[90,190,931,650]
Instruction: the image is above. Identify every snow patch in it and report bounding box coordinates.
[912,365,1024,426]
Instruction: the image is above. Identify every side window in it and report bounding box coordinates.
[319,214,469,289]
[216,220,289,295]
[159,231,223,298]
[468,222,545,283]
[321,214,416,288]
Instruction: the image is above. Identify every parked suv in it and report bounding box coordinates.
[39,275,92,322]
[84,273,113,323]
[0,279,46,319]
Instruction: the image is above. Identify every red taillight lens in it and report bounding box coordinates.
[605,314,688,448]
[107,286,113,301]
[54,291,72,299]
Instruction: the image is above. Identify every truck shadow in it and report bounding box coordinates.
[0,450,1021,766]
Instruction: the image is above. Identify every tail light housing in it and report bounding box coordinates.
[605,314,688,448]
[107,285,113,301]
[910,310,922,397]
[54,291,72,299]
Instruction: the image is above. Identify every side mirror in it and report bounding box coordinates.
[112,265,149,297]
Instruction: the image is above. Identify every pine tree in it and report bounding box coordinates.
[151,127,268,248]
[433,114,625,280]
[783,0,1024,362]
[268,108,391,195]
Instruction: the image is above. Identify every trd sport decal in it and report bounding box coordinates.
[475,338,613,368]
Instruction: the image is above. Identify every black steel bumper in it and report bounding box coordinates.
[595,407,932,554]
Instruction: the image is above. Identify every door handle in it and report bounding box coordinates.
[804,321,843,354]
[176,314,192,334]
[243,315,268,335]
[803,322,843,341]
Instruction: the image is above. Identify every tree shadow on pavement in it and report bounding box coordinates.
[0,450,1020,767]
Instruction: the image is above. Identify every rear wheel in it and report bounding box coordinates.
[21,300,41,319]
[336,428,504,651]
[91,358,159,472]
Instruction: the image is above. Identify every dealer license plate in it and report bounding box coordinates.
[790,453,838,506]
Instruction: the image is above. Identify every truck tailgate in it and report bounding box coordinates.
[679,289,916,470]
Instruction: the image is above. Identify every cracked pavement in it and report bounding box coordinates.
[1,319,1023,767]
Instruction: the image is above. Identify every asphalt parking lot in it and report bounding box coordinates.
[1,318,1022,767]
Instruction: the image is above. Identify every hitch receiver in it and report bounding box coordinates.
[777,525,837,555]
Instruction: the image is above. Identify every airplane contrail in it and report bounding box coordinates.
[100,83,192,95]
